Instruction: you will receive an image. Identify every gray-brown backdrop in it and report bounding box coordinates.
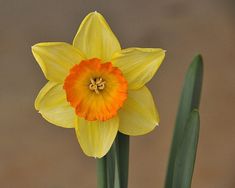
[1,0,235,187]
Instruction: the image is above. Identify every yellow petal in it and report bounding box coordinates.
[75,116,119,158]
[32,42,84,83]
[118,86,159,136]
[73,12,121,61]
[35,83,76,128]
[35,81,57,110]
[112,48,165,89]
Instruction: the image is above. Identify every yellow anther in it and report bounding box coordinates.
[89,77,106,94]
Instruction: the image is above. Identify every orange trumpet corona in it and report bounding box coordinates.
[63,58,128,121]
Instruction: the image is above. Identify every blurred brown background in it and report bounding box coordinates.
[1,0,235,187]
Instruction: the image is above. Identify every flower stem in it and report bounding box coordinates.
[117,133,129,188]
[97,156,107,188]
[96,132,129,188]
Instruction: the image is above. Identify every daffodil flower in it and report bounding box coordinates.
[32,12,165,158]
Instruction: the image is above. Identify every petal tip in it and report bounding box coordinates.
[88,11,102,18]
[31,44,38,53]
[31,43,44,54]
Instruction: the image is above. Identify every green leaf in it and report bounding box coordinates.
[172,110,200,188]
[165,55,203,188]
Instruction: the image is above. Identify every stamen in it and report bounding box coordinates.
[89,77,106,94]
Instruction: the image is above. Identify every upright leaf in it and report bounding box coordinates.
[165,55,203,188]
[172,110,200,188]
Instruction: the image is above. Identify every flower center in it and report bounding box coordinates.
[89,77,106,94]
[63,58,128,121]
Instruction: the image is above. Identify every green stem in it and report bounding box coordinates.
[97,157,107,188]
[106,143,119,188]
[117,133,129,188]
[96,132,130,188]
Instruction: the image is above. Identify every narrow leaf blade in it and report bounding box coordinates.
[165,55,203,188]
[172,110,200,188]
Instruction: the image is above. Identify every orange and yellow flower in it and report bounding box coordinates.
[32,12,165,158]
